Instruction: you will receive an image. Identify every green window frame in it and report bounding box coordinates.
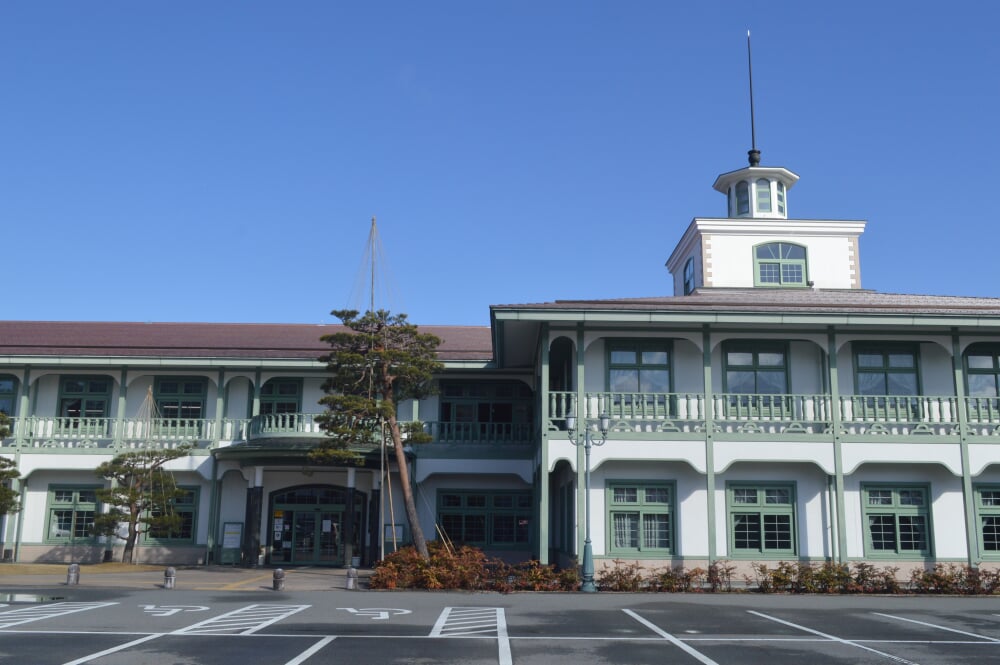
[260,378,303,415]
[437,490,533,549]
[861,485,932,557]
[727,483,796,556]
[47,486,100,543]
[0,375,17,416]
[154,377,207,420]
[776,181,786,214]
[146,487,198,543]
[723,342,790,417]
[438,381,534,439]
[755,178,772,213]
[965,346,1000,421]
[606,481,674,555]
[975,485,1000,557]
[853,344,920,418]
[58,376,111,419]
[753,242,807,287]
[683,257,695,295]
[736,181,750,215]
[607,340,671,394]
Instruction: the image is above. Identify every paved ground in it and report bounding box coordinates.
[0,563,369,592]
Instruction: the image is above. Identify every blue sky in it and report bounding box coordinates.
[2,2,998,326]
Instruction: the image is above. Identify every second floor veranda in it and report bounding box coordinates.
[548,390,1000,440]
[0,412,537,453]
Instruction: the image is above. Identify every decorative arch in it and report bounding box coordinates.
[753,241,807,287]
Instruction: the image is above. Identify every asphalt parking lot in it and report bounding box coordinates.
[1,568,1000,664]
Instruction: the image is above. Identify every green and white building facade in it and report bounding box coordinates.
[4,153,1000,575]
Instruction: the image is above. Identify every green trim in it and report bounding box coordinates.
[0,374,18,417]
[144,486,199,544]
[57,375,112,419]
[752,242,808,288]
[725,482,796,558]
[539,322,550,565]
[974,484,1000,559]
[437,489,534,550]
[860,483,933,558]
[605,339,673,393]
[575,324,585,562]
[44,484,102,544]
[260,377,303,415]
[703,327,717,566]
[605,480,675,556]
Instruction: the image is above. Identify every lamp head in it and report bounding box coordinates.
[565,414,577,433]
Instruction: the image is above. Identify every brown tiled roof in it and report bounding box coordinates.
[492,289,1000,316]
[0,321,494,361]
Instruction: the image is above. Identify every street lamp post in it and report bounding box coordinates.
[566,411,610,593]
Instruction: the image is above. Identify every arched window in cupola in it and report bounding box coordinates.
[735,181,750,216]
[754,242,808,287]
[756,179,771,213]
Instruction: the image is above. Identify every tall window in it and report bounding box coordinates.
[754,242,807,287]
[58,376,111,420]
[755,178,772,213]
[608,341,671,393]
[438,491,532,548]
[683,257,695,295]
[155,377,207,420]
[776,181,786,214]
[862,485,931,557]
[736,181,750,215]
[0,375,17,416]
[727,484,796,556]
[976,486,1000,556]
[854,346,920,420]
[147,488,198,542]
[966,346,1000,421]
[607,482,674,554]
[724,343,789,417]
[261,379,302,414]
[47,486,99,542]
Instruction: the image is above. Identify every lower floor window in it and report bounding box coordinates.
[147,488,198,542]
[862,485,931,556]
[728,484,796,555]
[607,482,674,554]
[48,487,99,542]
[438,491,532,548]
[976,486,1000,555]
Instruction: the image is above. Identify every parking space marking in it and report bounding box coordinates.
[748,610,920,665]
[873,612,1000,643]
[430,607,502,637]
[173,604,311,635]
[430,607,511,665]
[60,634,163,665]
[622,609,721,665]
[0,602,118,629]
[284,636,336,665]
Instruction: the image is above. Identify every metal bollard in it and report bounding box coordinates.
[163,567,176,590]
[273,568,285,591]
[346,567,358,590]
[66,563,80,586]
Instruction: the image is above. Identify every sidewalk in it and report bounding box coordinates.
[0,563,370,592]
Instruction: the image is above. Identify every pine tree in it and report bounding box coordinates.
[313,309,442,560]
[0,413,20,516]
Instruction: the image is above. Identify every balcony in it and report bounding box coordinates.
[9,416,247,451]
[549,391,998,439]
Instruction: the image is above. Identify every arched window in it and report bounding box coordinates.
[756,179,772,213]
[754,242,807,287]
[735,181,750,215]
[683,257,695,295]
[776,181,786,215]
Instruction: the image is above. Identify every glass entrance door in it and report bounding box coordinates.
[268,485,364,566]
[285,510,342,564]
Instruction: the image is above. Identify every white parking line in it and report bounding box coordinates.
[284,635,336,665]
[0,602,118,629]
[174,604,311,636]
[623,609,721,665]
[873,612,1000,643]
[60,634,163,665]
[748,610,921,665]
[430,607,511,665]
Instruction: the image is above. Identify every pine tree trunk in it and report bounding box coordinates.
[388,414,429,559]
[122,511,139,564]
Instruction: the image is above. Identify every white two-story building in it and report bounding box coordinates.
[3,149,1000,576]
